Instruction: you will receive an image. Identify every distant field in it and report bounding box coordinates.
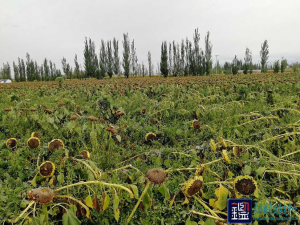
[1,73,300,224]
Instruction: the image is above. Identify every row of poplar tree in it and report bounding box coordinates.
[0,29,289,81]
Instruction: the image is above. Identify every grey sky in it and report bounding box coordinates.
[1,0,300,73]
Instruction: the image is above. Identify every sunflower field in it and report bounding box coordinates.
[1,72,300,224]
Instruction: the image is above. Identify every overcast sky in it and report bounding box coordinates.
[1,0,300,72]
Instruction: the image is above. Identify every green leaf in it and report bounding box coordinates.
[158,184,170,201]
[129,185,139,199]
[57,173,64,184]
[116,135,121,142]
[256,167,266,177]
[101,192,110,211]
[185,217,198,225]
[85,195,93,208]
[212,185,229,210]
[114,208,120,222]
[62,206,81,225]
[205,218,216,225]
[142,192,151,210]
[113,194,120,211]
[243,165,252,175]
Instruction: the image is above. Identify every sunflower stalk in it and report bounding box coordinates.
[71,158,101,179]
[193,196,221,218]
[11,200,35,224]
[126,180,151,225]
[56,181,133,198]
[190,210,226,222]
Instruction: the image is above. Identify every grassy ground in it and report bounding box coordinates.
[1,73,300,224]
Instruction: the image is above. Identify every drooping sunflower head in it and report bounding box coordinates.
[195,165,205,176]
[70,115,77,120]
[140,107,146,115]
[222,150,231,164]
[6,138,18,148]
[192,120,201,130]
[145,168,167,184]
[48,139,64,153]
[27,187,56,205]
[31,132,41,139]
[210,139,217,153]
[218,137,227,148]
[27,137,41,149]
[184,176,204,197]
[233,175,258,197]
[233,146,246,157]
[44,109,53,114]
[80,150,91,159]
[39,161,55,178]
[115,110,125,117]
[88,116,98,122]
[145,132,157,142]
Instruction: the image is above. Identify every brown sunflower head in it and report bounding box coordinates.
[31,132,41,139]
[99,118,105,123]
[106,127,117,134]
[145,168,167,184]
[27,137,41,149]
[76,105,81,109]
[39,161,55,178]
[48,139,64,153]
[115,110,125,117]
[27,187,56,205]
[30,108,37,112]
[184,176,204,197]
[192,120,201,130]
[44,109,53,114]
[80,150,91,159]
[4,107,12,112]
[70,115,78,120]
[140,107,146,115]
[88,116,98,122]
[59,101,65,106]
[6,138,18,148]
[233,176,258,196]
[145,132,156,142]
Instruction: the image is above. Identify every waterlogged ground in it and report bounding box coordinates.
[1,73,300,224]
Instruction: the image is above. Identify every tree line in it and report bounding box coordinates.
[1,30,299,81]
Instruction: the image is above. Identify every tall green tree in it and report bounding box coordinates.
[273,60,280,73]
[62,57,72,78]
[180,40,185,75]
[44,58,50,81]
[243,47,252,74]
[260,40,269,73]
[148,51,153,76]
[113,38,120,75]
[83,37,99,78]
[281,58,288,73]
[205,31,213,75]
[232,55,239,75]
[172,41,181,77]
[160,41,168,78]
[106,40,114,78]
[74,54,81,79]
[13,61,20,82]
[122,33,131,78]
[131,40,138,76]
[99,39,107,79]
